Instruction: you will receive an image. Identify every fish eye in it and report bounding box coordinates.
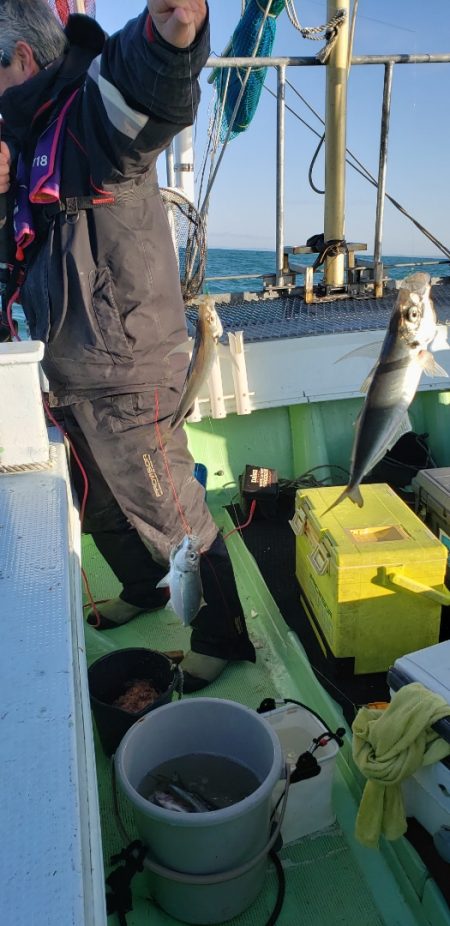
[407,307,419,321]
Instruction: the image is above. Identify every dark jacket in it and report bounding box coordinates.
[0,9,209,406]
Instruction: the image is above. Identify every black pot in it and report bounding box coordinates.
[88,648,178,756]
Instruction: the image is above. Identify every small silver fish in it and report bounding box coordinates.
[170,297,223,430]
[326,272,448,512]
[151,781,215,813]
[156,534,204,626]
[164,780,216,813]
[151,789,193,813]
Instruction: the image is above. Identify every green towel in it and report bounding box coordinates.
[352,682,450,848]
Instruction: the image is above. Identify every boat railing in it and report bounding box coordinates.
[202,53,450,297]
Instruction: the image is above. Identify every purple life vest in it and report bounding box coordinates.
[14,89,79,259]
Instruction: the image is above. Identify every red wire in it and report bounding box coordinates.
[6,287,20,340]
[223,500,257,539]
[7,299,197,620]
[43,399,101,626]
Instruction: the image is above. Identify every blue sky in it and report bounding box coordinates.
[94,1,450,255]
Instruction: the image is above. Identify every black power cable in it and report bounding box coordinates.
[266,849,286,926]
[258,697,346,749]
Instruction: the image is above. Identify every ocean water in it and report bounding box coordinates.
[12,248,450,336]
[204,248,450,293]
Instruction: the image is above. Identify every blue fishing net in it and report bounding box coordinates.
[213,0,285,142]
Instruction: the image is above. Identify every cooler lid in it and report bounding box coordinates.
[387,640,450,744]
[295,483,445,566]
[413,467,450,502]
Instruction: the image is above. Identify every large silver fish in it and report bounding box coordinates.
[326,272,448,512]
[156,534,204,626]
[170,297,223,430]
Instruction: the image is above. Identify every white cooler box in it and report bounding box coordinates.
[413,467,450,547]
[387,640,450,837]
[263,703,339,845]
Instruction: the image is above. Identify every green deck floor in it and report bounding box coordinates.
[82,513,448,926]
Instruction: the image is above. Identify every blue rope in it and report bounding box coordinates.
[213,0,285,141]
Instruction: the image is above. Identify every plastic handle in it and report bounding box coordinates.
[379,567,450,605]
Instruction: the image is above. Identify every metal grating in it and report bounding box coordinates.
[187,282,450,343]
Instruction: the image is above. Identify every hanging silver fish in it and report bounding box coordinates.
[170,296,223,430]
[156,533,204,626]
[326,272,448,512]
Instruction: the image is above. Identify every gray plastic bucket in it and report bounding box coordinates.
[115,697,284,924]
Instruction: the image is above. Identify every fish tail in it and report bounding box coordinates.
[323,483,364,515]
[156,573,170,589]
[170,403,195,431]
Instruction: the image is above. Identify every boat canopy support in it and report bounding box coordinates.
[324,0,350,289]
[201,50,450,302]
[373,63,394,298]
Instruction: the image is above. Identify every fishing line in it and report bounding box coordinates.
[5,288,103,623]
[199,0,276,219]
[43,399,104,628]
[263,79,450,259]
[153,387,192,536]
[306,660,360,715]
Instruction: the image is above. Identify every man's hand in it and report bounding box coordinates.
[148,0,207,49]
[0,141,11,194]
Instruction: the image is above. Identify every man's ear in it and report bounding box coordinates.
[14,41,40,78]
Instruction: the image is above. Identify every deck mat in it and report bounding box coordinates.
[186,282,450,344]
[82,535,391,926]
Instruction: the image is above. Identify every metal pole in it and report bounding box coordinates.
[204,53,450,68]
[174,129,195,203]
[373,63,394,298]
[165,144,176,188]
[324,0,350,288]
[164,144,178,260]
[276,65,286,286]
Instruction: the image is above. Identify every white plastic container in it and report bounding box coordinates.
[263,703,339,844]
[388,641,450,836]
[0,341,49,467]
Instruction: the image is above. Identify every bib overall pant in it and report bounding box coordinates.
[63,391,255,664]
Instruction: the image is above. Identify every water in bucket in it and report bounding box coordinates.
[139,754,261,813]
[115,697,284,923]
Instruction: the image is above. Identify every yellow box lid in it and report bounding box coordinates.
[295,483,446,566]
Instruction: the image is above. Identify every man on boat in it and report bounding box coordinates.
[0,0,255,689]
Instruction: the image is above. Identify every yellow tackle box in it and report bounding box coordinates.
[292,483,448,674]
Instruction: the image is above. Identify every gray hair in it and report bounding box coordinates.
[0,0,68,70]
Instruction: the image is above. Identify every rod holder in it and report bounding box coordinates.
[228,331,252,416]
[208,351,227,420]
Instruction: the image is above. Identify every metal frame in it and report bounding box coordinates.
[203,53,450,294]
